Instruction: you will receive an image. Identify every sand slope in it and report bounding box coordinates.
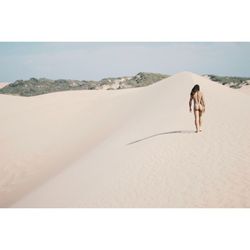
[239,85,250,95]
[1,72,250,207]
[0,88,146,206]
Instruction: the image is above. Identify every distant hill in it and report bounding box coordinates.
[1,72,249,97]
[204,75,250,89]
[0,72,169,97]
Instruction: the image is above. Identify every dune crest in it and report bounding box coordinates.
[1,72,250,207]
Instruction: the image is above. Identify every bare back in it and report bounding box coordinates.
[192,91,205,111]
[193,91,203,106]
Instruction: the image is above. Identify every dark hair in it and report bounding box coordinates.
[191,84,200,97]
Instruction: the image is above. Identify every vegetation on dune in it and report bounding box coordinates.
[206,75,250,89]
[1,72,249,97]
[0,72,169,96]
[125,72,168,87]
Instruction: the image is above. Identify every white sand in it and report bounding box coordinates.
[238,85,250,95]
[1,72,250,207]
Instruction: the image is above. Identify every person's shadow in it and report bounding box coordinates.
[127,130,195,145]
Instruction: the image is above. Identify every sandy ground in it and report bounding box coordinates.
[238,85,250,95]
[1,72,250,208]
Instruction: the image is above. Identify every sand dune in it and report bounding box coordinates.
[1,72,250,207]
[239,85,250,95]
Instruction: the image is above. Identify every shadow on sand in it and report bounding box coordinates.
[127,130,195,145]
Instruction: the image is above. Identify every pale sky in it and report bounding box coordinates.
[0,42,250,82]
